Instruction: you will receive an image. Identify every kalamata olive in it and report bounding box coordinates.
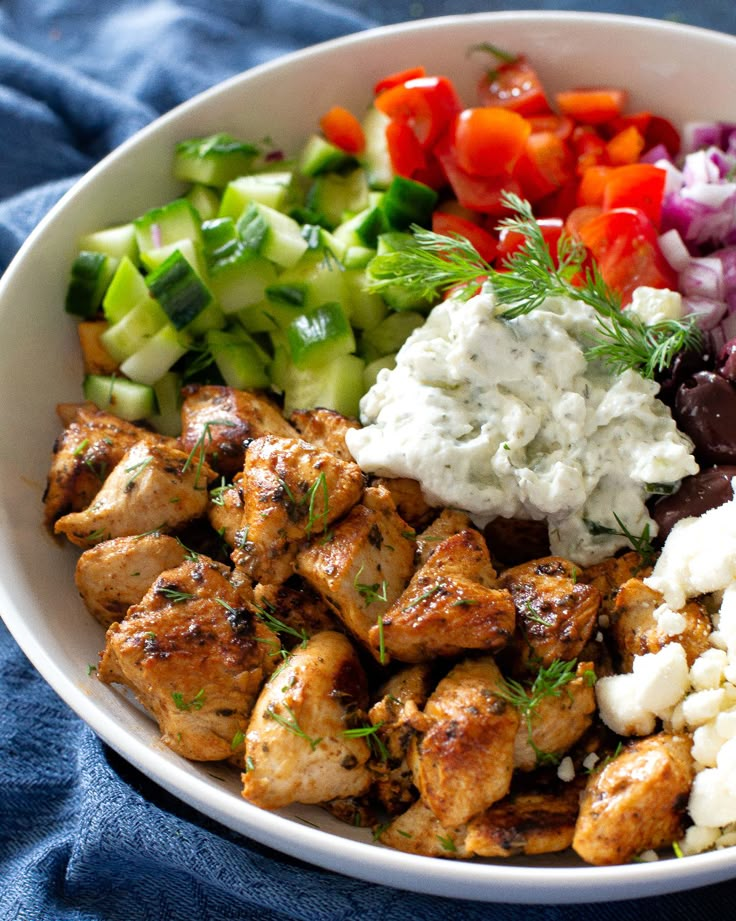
[652,465,736,541]
[673,370,736,464]
[656,347,713,409]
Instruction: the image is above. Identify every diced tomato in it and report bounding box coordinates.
[605,111,652,139]
[565,204,603,240]
[385,118,427,177]
[513,130,574,202]
[432,210,499,263]
[644,114,681,157]
[497,216,563,263]
[435,134,523,215]
[451,107,531,176]
[577,207,678,304]
[374,65,426,96]
[477,54,552,116]
[526,114,575,141]
[605,125,646,166]
[319,106,365,155]
[535,177,580,220]
[577,166,613,206]
[411,150,448,191]
[572,126,609,174]
[601,163,667,226]
[555,88,628,125]
[374,75,461,149]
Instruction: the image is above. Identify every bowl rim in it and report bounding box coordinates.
[4,9,736,905]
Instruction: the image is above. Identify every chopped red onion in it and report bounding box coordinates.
[681,294,728,330]
[658,228,691,272]
[679,256,725,300]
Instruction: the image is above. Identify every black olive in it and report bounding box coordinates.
[653,466,736,541]
[673,371,736,464]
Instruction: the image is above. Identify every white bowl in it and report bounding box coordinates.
[3,10,736,905]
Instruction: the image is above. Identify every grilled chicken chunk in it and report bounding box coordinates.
[581,551,651,618]
[296,485,415,659]
[178,384,297,476]
[289,407,361,462]
[207,475,243,548]
[415,508,472,565]
[75,533,190,628]
[379,797,468,858]
[611,578,711,672]
[499,556,601,672]
[43,404,168,527]
[98,557,279,761]
[373,529,516,663]
[371,476,435,530]
[369,663,434,815]
[407,656,520,828]
[572,732,694,865]
[232,435,365,585]
[252,577,341,645]
[55,439,215,547]
[242,630,373,809]
[513,661,597,771]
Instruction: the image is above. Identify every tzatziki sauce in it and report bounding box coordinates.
[345,288,698,566]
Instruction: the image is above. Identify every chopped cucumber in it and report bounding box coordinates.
[360,106,394,190]
[219,171,295,220]
[307,167,369,228]
[382,175,438,230]
[282,353,365,418]
[65,251,119,318]
[287,301,355,370]
[206,327,270,390]
[267,249,346,313]
[120,323,188,386]
[78,223,137,261]
[100,298,169,362]
[145,249,215,330]
[299,134,353,176]
[359,310,425,362]
[174,133,260,187]
[364,353,396,389]
[209,250,278,313]
[134,199,203,255]
[237,201,309,268]
[149,372,183,436]
[343,268,387,330]
[102,256,150,324]
[83,374,157,421]
[186,183,221,221]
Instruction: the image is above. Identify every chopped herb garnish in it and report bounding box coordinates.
[401,583,443,610]
[209,476,230,506]
[343,722,389,761]
[231,729,245,750]
[124,456,152,487]
[250,601,309,648]
[437,834,458,853]
[182,418,236,485]
[264,704,322,750]
[157,586,195,603]
[353,564,389,605]
[172,688,206,711]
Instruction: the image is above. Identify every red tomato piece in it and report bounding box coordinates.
[319,105,365,155]
[602,163,666,227]
[435,135,523,215]
[555,88,628,125]
[374,75,461,149]
[526,114,575,141]
[605,125,646,166]
[565,204,603,240]
[577,166,613,207]
[497,216,563,263]
[536,176,580,220]
[513,130,574,203]
[385,118,427,177]
[577,207,678,304]
[432,210,499,263]
[572,126,609,174]
[477,55,552,117]
[644,114,681,157]
[374,65,426,95]
[606,111,652,139]
[452,107,531,177]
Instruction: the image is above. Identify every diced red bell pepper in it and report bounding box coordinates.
[374,65,427,96]
[555,88,628,125]
[319,105,365,155]
[385,118,427,177]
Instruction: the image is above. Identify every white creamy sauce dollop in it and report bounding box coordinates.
[345,288,698,565]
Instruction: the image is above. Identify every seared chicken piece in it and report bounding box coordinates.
[242,630,373,809]
[207,474,243,548]
[75,533,190,628]
[369,663,434,815]
[77,320,118,376]
[55,439,215,547]
[289,407,361,462]
[513,661,597,771]
[415,508,472,565]
[379,797,468,858]
[465,782,582,858]
[296,486,415,660]
[373,529,516,663]
[252,577,341,646]
[582,551,651,618]
[572,732,694,865]
[407,656,520,828]
[611,578,711,672]
[499,556,601,672]
[98,557,279,761]
[232,435,365,585]
[178,384,297,477]
[372,476,435,530]
[43,404,168,526]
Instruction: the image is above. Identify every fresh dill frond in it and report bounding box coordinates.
[365,227,491,303]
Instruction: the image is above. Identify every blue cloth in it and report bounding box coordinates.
[3,2,736,919]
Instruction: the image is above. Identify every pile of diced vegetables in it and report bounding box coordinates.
[63,46,736,435]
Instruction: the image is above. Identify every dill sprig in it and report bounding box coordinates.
[365,192,701,380]
[496,658,580,765]
[264,703,322,750]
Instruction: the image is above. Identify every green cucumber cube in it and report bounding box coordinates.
[78,223,138,262]
[218,171,295,220]
[287,301,355,370]
[119,323,188,386]
[65,250,119,318]
[282,353,365,417]
[174,133,260,187]
[83,374,156,421]
[237,201,309,269]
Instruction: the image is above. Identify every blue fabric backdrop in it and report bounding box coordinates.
[3,2,736,919]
